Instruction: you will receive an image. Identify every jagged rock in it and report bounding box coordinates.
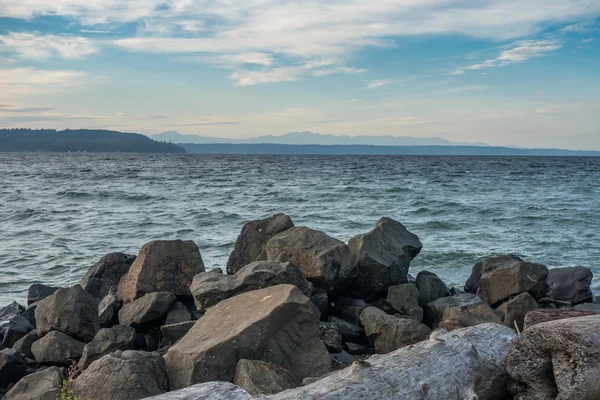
[479,260,548,305]
[345,342,370,355]
[31,331,84,365]
[538,297,571,308]
[546,266,593,305]
[144,382,251,400]
[98,292,122,327]
[1,315,33,348]
[415,271,449,307]
[118,240,205,303]
[2,366,64,400]
[424,293,483,328]
[22,303,36,328]
[0,348,27,388]
[226,213,294,275]
[348,218,422,299]
[26,284,59,306]
[1,302,25,341]
[35,285,100,342]
[327,317,366,344]
[164,285,331,389]
[266,227,354,295]
[524,308,600,329]
[440,302,503,331]
[191,261,309,311]
[234,359,300,396]
[331,298,369,326]
[464,255,523,294]
[360,307,431,354]
[386,283,423,321]
[165,302,191,325]
[160,321,195,343]
[308,287,329,320]
[73,350,168,400]
[81,252,135,299]
[118,292,175,332]
[268,323,517,400]
[506,315,600,399]
[11,330,38,359]
[497,292,538,331]
[331,350,356,367]
[318,322,342,353]
[79,325,136,369]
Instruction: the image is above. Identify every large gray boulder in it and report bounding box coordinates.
[2,366,64,400]
[165,301,191,325]
[327,316,366,344]
[386,283,423,321]
[0,348,27,388]
[31,331,85,365]
[98,292,122,327]
[479,259,548,305]
[11,329,38,359]
[79,324,136,369]
[330,298,369,326]
[164,284,331,389]
[360,307,431,354]
[73,350,168,400]
[496,292,538,331]
[506,314,600,399]
[440,302,503,331]
[118,292,175,332]
[266,227,354,295]
[416,271,450,307]
[1,315,33,348]
[26,284,59,306]
[546,266,593,305]
[348,218,422,299]
[191,261,309,311]
[1,302,25,340]
[464,255,523,294]
[424,293,483,328]
[226,213,294,275]
[160,321,195,343]
[81,252,135,299]
[234,359,300,396]
[144,382,251,400]
[35,285,100,342]
[118,240,205,303]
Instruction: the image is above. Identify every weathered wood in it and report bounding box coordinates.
[523,308,600,330]
[144,382,251,399]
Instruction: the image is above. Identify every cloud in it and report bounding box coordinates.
[231,67,301,86]
[445,85,495,94]
[0,33,99,60]
[581,37,594,43]
[365,80,395,89]
[0,104,56,112]
[140,114,168,120]
[560,21,596,34]
[0,67,85,95]
[173,121,241,127]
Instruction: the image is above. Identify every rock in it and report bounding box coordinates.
[348,218,422,299]
[330,350,356,367]
[2,366,64,400]
[144,382,251,400]
[81,252,135,299]
[538,297,571,308]
[360,307,431,354]
[440,302,503,331]
[1,315,33,348]
[164,284,331,389]
[22,304,36,328]
[0,348,27,388]
[423,293,483,328]
[165,302,191,325]
[118,240,205,303]
[496,292,538,331]
[464,255,523,294]
[573,303,600,312]
[415,271,449,307]
[31,331,85,365]
[345,342,371,355]
[118,292,175,332]
[506,314,600,399]
[331,298,369,326]
[73,350,168,400]
[226,213,294,275]
[98,292,122,327]
[234,359,300,396]
[308,287,329,320]
[78,325,136,369]
[35,285,100,343]
[464,262,482,294]
[546,266,593,305]
[191,261,309,311]
[479,260,548,305]
[11,330,38,359]
[266,227,354,295]
[327,316,366,344]
[26,284,59,306]
[386,283,423,321]
[160,321,195,343]
[318,322,342,353]
[268,323,517,400]
[523,308,600,330]
[0,302,25,340]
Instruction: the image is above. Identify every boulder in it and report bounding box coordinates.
[164,284,331,389]
[345,342,370,355]
[191,261,309,311]
[415,271,449,307]
[546,266,593,305]
[327,317,366,344]
[118,240,205,303]
[423,293,483,328]
[234,359,300,396]
[268,323,517,400]
[464,255,523,294]
[348,218,422,299]
[573,303,600,312]
[26,284,59,306]
[331,298,369,326]
[318,322,342,353]
[79,325,136,369]
[118,292,175,332]
[440,302,503,331]
[1,315,33,348]
[538,297,571,308]
[360,307,431,354]
[98,292,122,327]
[31,331,85,365]
[330,350,356,367]
[496,292,538,331]
[386,283,423,321]
[0,348,27,388]
[506,315,600,399]
[22,303,36,328]
[81,252,135,299]
[523,308,600,330]
[0,302,25,340]
[160,321,195,343]
[2,366,64,400]
[165,302,191,325]
[265,227,354,295]
[226,213,294,274]
[11,330,38,359]
[73,350,169,400]
[479,260,548,305]
[35,285,100,342]
[144,382,251,400]
[308,287,329,320]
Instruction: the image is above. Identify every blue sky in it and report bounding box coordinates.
[0,1,599,149]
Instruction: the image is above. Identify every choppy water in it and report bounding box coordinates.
[1,153,599,306]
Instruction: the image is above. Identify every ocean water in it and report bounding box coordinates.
[1,153,599,306]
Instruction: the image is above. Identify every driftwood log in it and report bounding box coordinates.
[523,308,600,330]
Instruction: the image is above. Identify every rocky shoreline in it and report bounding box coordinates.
[1,213,599,399]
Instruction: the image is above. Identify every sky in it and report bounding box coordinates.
[0,1,599,150]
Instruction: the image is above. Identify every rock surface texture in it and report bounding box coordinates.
[144,382,251,400]
[234,359,300,396]
[31,331,85,365]
[81,252,135,299]
[360,307,431,353]
[545,266,593,305]
[479,260,548,305]
[2,366,64,400]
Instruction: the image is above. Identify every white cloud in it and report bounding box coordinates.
[581,37,594,43]
[444,85,495,94]
[0,32,99,60]
[0,67,85,95]
[231,67,301,86]
[365,80,395,89]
